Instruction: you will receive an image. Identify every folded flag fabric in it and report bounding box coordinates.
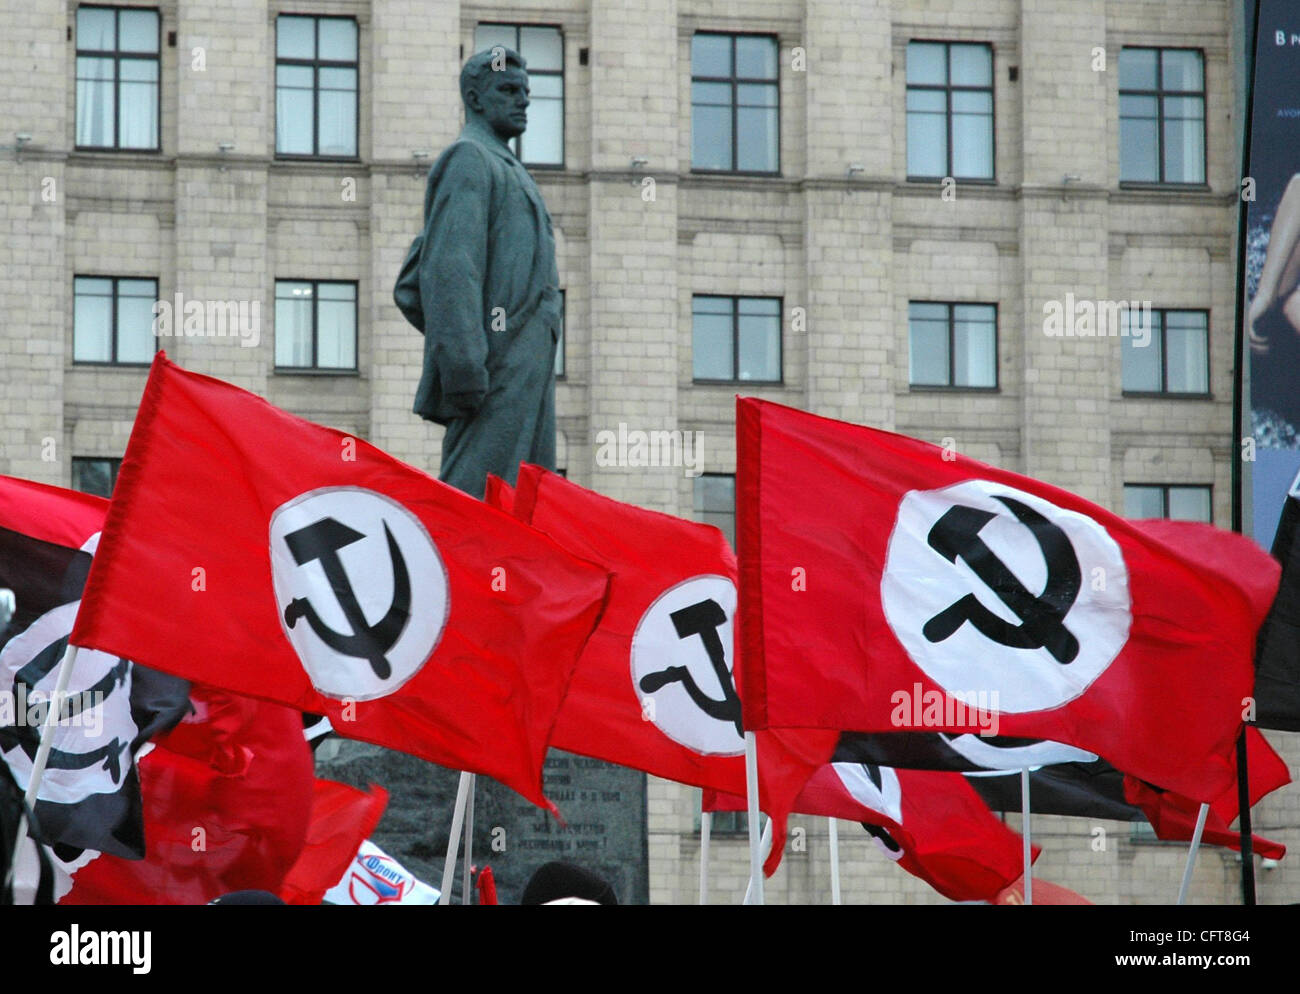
[736,398,1280,801]
[69,354,612,810]
[280,779,388,905]
[57,684,315,904]
[0,475,189,860]
[706,761,1032,902]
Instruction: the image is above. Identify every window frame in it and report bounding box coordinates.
[1123,483,1214,524]
[274,14,361,162]
[1117,46,1208,188]
[690,31,782,177]
[473,22,566,169]
[72,274,159,367]
[691,294,784,386]
[71,456,122,499]
[905,39,996,184]
[906,300,999,391]
[273,278,360,373]
[1120,308,1211,398]
[74,4,162,154]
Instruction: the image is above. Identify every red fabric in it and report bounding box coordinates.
[70,355,611,809]
[280,780,389,905]
[495,465,837,876]
[62,686,314,904]
[706,764,1032,901]
[0,474,106,548]
[736,398,1280,801]
[476,865,498,905]
[484,473,515,516]
[1124,727,1290,860]
[994,877,1091,905]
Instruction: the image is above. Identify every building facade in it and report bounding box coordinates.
[2,0,1295,903]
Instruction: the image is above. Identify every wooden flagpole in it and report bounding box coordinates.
[1177,802,1210,905]
[742,816,773,905]
[698,810,712,905]
[828,818,841,905]
[439,770,472,905]
[461,773,476,904]
[1020,767,1032,906]
[743,730,764,905]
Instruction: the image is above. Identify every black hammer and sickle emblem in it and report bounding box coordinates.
[0,635,130,782]
[282,517,411,680]
[921,495,1081,664]
[638,598,744,737]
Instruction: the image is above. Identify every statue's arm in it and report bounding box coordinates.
[419,143,491,413]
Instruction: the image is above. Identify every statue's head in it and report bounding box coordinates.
[460,47,530,142]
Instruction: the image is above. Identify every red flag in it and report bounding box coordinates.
[280,779,388,905]
[737,398,1280,801]
[1124,726,1290,860]
[60,685,314,904]
[994,876,1091,905]
[70,355,610,809]
[706,763,1031,901]
[496,465,837,874]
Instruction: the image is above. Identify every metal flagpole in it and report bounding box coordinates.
[699,810,712,905]
[828,818,841,905]
[461,773,476,904]
[742,816,773,905]
[439,770,472,905]
[1177,803,1211,905]
[743,730,764,905]
[3,643,80,893]
[1021,767,1032,906]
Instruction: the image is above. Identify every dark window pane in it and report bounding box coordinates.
[1119,48,1158,90]
[735,36,777,79]
[906,42,946,85]
[1124,485,1165,519]
[692,34,732,77]
[72,459,118,499]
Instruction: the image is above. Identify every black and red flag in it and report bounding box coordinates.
[737,398,1280,801]
[68,355,611,810]
[1254,470,1300,731]
[0,475,189,860]
[705,761,1032,902]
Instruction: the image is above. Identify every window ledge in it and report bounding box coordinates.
[273,367,361,377]
[908,384,1000,394]
[692,378,785,388]
[1120,391,1214,401]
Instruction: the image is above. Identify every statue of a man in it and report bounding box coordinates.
[394,47,562,499]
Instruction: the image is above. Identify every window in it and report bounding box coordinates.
[1123,484,1212,523]
[75,6,160,150]
[1119,48,1206,185]
[473,24,564,166]
[906,41,994,180]
[694,473,735,548]
[691,33,779,174]
[692,295,781,383]
[276,15,358,158]
[1121,309,1209,395]
[72,457,121,499]
[73,276,157,364]
[555,290,566,378]
[275,280,357,370]
[908,302,997,388]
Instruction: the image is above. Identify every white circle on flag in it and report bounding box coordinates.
[881,480,1131,714]
[269,487,448,702]
[630,574,744,757]
[831,762,903,825]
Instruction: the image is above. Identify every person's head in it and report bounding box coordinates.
[460,47,530,142]
[521,861,618,905]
